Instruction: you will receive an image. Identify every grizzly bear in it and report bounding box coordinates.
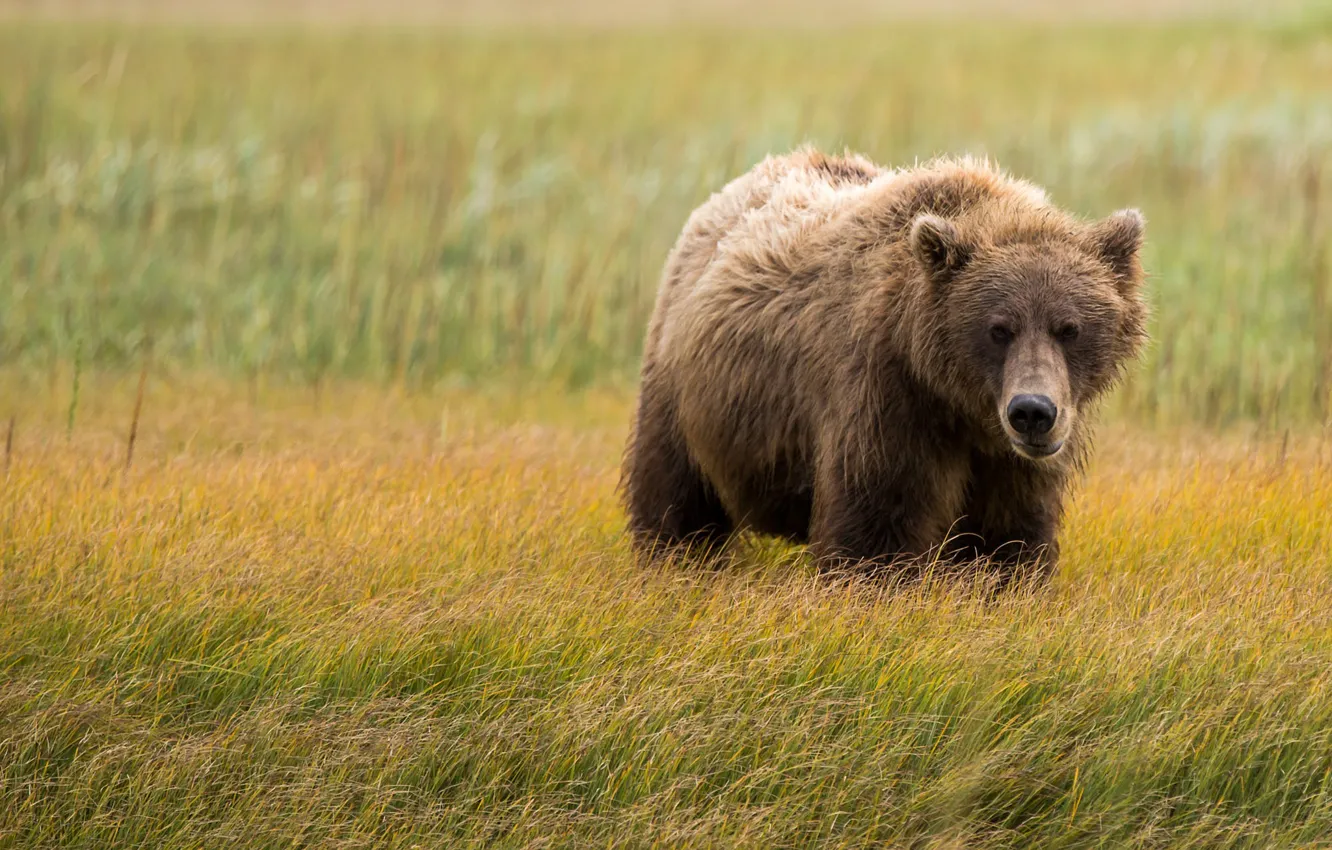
[621,147,1148,582]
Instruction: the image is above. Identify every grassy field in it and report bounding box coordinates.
[3,5,1332,848]
[1,379,1330,846]
[2,17,1331,422]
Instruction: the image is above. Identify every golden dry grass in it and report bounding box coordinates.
[3,374,1331,846]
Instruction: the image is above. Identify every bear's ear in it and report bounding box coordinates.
[910,214,971,284]
[1087,208,1145,292]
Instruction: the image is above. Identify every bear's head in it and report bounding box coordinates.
[908,207,1148,462]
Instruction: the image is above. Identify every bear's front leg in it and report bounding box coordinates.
[622,373,735,562]
[808,449,968,576]
[949,450,1067,583]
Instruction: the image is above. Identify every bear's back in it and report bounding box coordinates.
[711,150,886,276]
[643,148,884,362]
[709,153,1053,293]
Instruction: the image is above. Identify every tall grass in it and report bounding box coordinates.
[1,379,1330,847]
[1,22,1330,423]
[3,13,1332,847]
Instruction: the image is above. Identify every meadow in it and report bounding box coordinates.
[3,4,1332,847]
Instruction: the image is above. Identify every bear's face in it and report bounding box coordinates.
[910,210,1147,462]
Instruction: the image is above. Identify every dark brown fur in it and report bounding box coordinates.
[621,148,1148,583]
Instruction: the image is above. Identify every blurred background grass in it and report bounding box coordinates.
[1,3,1330,426]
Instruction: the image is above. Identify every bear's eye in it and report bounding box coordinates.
[989,325,1014,346]
[1056,324,1080,343]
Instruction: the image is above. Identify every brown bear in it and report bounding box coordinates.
[621,147,1148,582]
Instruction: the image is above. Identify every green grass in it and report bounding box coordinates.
[4,11,1332,848]
[1,20,1330,422]
[2,379,1331,847]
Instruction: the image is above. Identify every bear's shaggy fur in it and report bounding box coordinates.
[622,147,1148,582]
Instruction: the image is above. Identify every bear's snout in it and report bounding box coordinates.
[1006,394,1057,437]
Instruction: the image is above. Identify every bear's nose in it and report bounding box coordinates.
[1007,394,1057,436]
